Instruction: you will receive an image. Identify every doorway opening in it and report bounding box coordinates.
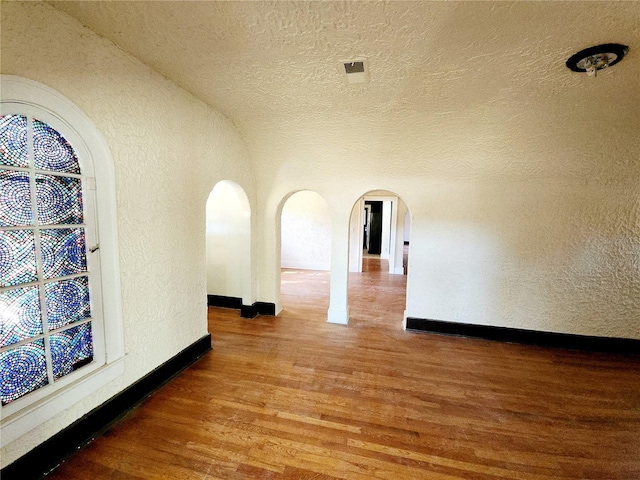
[348,191,410,329]
[279,190,331,320]
[363,200,382,257]
[205,180,251,315]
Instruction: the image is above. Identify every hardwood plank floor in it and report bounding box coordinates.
[49,264,640,479]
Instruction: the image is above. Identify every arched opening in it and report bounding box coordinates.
[279,190,331,320]
[205,180,251,310]
[0,75,125,445]
[347,190,410,329]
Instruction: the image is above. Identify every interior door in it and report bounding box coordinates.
[366,201,383,255]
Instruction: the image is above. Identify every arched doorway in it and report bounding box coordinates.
[347,190,410,329]
[205,180,251,308]
[279,190,331,319]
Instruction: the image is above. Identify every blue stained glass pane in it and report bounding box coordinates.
[41,228,87,279]
[51,322,93,380]
[0,170,33,226]
[45,277,91,330]
[0,115,28,168]
[33,119,80,174]
[35,174,83,225]
[0,339,48,405]
[0,230,37,287]
[0,286,43,348]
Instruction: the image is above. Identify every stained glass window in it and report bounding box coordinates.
[0,229,37,287]
[36,174,83,225]
[34,119,80,174]
[0,340,48,404]
[51,323,93,379]
[0,115,28,168]
[0,115,94,406]
[45,277,91,330]
[41,228,87,279]
[0,170,33,227]
[0,286,43,348]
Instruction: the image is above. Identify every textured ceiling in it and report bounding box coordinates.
[48,1,640,184]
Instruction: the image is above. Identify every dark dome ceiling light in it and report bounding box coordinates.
[566,43,629,77]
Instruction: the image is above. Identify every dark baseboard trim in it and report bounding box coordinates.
[406,318,640,354]
[241,301,276,318]
[208,295,275,319]
[207,294,242,309]
[241,303,258,318]
[2,334,212,480]
[256,302,276,316]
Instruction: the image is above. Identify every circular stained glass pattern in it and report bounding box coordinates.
[0,170,33,226]
[33,119,80,174]
[0,229,37,287]
[1,115,93,404]
[0,339,48,405]
[40,228,87,279]
[0,286,43,348]
[36,174,83,225]
[45,277,91,330]
[51,323,93,379]
[0,115,28,168]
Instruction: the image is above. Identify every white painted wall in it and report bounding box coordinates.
[260,174,639,335]
[281,191,331,271]
[206,181,251,302]
[348,199,364,273]
[1,2,255,465]
[253,108,639,337]
[404,210,411,243]
[403,181,640,338]
[394,201,408,275]
[380,200,391,260]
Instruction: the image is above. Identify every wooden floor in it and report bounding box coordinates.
[50,262,640,479]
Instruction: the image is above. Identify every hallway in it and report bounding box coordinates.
[47,269,640,479]
[281,257,407,332]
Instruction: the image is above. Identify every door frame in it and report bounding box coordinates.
[356,195,399,274]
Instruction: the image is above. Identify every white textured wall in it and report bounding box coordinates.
[260,175,639,338]
[394,201,407,275]
[380,200,391,260]
[281,191,331,271]
[404,181,640,338]
[348,199,363,273]
[258,148,640,336]
[206,181,251,301]
[1,2,255,465]
[253,89,639,337]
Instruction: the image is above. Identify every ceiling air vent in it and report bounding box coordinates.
[340,58,369,84]
[344,61,364,74]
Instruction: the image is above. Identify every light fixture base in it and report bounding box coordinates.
[566,44,629,76]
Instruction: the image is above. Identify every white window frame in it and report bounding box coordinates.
[0,76,125,446]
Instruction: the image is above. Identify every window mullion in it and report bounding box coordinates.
[27,115,55,386]
[0,271,93,293]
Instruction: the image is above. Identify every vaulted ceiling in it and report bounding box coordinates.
[48,1,640,185]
